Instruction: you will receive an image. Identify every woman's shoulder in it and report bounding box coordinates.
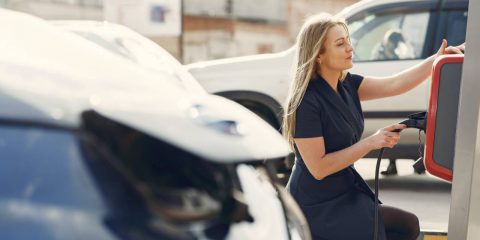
[344,72,364,90]
[345,72,364,82]
[302,82,321,101]
[298,84,323,112]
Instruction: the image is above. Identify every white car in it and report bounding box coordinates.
[186,0,469,174]
[0,11,309,240]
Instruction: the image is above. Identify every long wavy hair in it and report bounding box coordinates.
[282,13,349,150]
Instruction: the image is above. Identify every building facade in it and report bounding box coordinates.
[182,0,290,63]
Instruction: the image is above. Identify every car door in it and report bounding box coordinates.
[435,0,468,50]
[345,1,438,143]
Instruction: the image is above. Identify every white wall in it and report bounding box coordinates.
[184,0,229,17]
[184,30,235,63]
[233,0,287,22]
[183,27,289,63]
[234,30,290,55]
[104,0,182,36]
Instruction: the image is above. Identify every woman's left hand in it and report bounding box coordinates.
[436,39,465,57]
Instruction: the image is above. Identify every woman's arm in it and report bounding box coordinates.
[295,124,405,180]
[357,40,464,101]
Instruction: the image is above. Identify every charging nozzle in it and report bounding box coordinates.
[398,112,427,131]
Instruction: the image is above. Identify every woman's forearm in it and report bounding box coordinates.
[388,55,436,96]
[388,40,464,97]
[313,138,373,180]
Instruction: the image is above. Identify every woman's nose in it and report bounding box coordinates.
[346,42,353,52]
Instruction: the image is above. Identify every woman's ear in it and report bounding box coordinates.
[317,56,322,65]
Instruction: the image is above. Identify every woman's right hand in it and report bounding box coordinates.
[364,124,406,150]
[436,39,464,57]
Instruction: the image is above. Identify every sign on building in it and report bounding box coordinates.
[104,0,181,36]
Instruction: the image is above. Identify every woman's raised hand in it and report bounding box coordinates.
[436,39,465,57]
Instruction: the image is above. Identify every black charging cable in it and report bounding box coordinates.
[374,130,401,240]
[374,147,385,240]
[374,128,404,240]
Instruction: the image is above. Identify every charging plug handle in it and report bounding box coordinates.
[398,112,427,131]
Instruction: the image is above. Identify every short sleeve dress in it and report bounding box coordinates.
[286,73,387,240]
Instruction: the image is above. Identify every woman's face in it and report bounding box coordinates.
[318,24,354,72]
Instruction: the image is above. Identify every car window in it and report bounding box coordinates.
[0,125,105,212]
[349,11,430,61]
[445,10,468,46]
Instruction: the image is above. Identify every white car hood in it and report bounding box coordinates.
[93,93,290,162]
[0,9,290,163]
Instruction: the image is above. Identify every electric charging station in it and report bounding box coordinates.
[448,0,480,238]
[400,1,480,237]
[423,0,480,238]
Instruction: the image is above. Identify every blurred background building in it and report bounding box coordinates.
[1,0,358,63]
[183,0,289,63]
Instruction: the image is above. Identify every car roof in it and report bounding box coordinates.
[338,0,468,17]
[0,10,290,162]
[338,0,436,17]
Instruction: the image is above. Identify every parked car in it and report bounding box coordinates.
[0,10,309,240]
[186,0,469,173]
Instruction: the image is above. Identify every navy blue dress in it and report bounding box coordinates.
[286,73,387,240]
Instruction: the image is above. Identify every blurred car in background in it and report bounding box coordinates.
[0,10,309,240]
[186,0,469,174]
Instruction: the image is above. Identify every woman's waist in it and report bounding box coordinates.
[290,161,358,203]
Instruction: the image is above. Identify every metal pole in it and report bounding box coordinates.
[448,0,480,239]
[178,0,184,63]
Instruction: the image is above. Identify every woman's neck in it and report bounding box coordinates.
[318,68,341,93]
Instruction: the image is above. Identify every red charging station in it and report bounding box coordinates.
[424,55,464,182]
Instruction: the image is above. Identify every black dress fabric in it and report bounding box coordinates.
[286,73,387,240]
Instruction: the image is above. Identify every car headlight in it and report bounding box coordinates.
[236,164,311,240]
[259,161,311,240]
[276,183,311,240]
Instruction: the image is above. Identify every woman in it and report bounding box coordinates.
[283,13,463,240]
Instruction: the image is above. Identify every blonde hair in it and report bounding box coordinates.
[282,13,349,150]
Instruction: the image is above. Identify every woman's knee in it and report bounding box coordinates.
[407,212,420,239]
[401,209,419,233]
[380,205,420,239]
